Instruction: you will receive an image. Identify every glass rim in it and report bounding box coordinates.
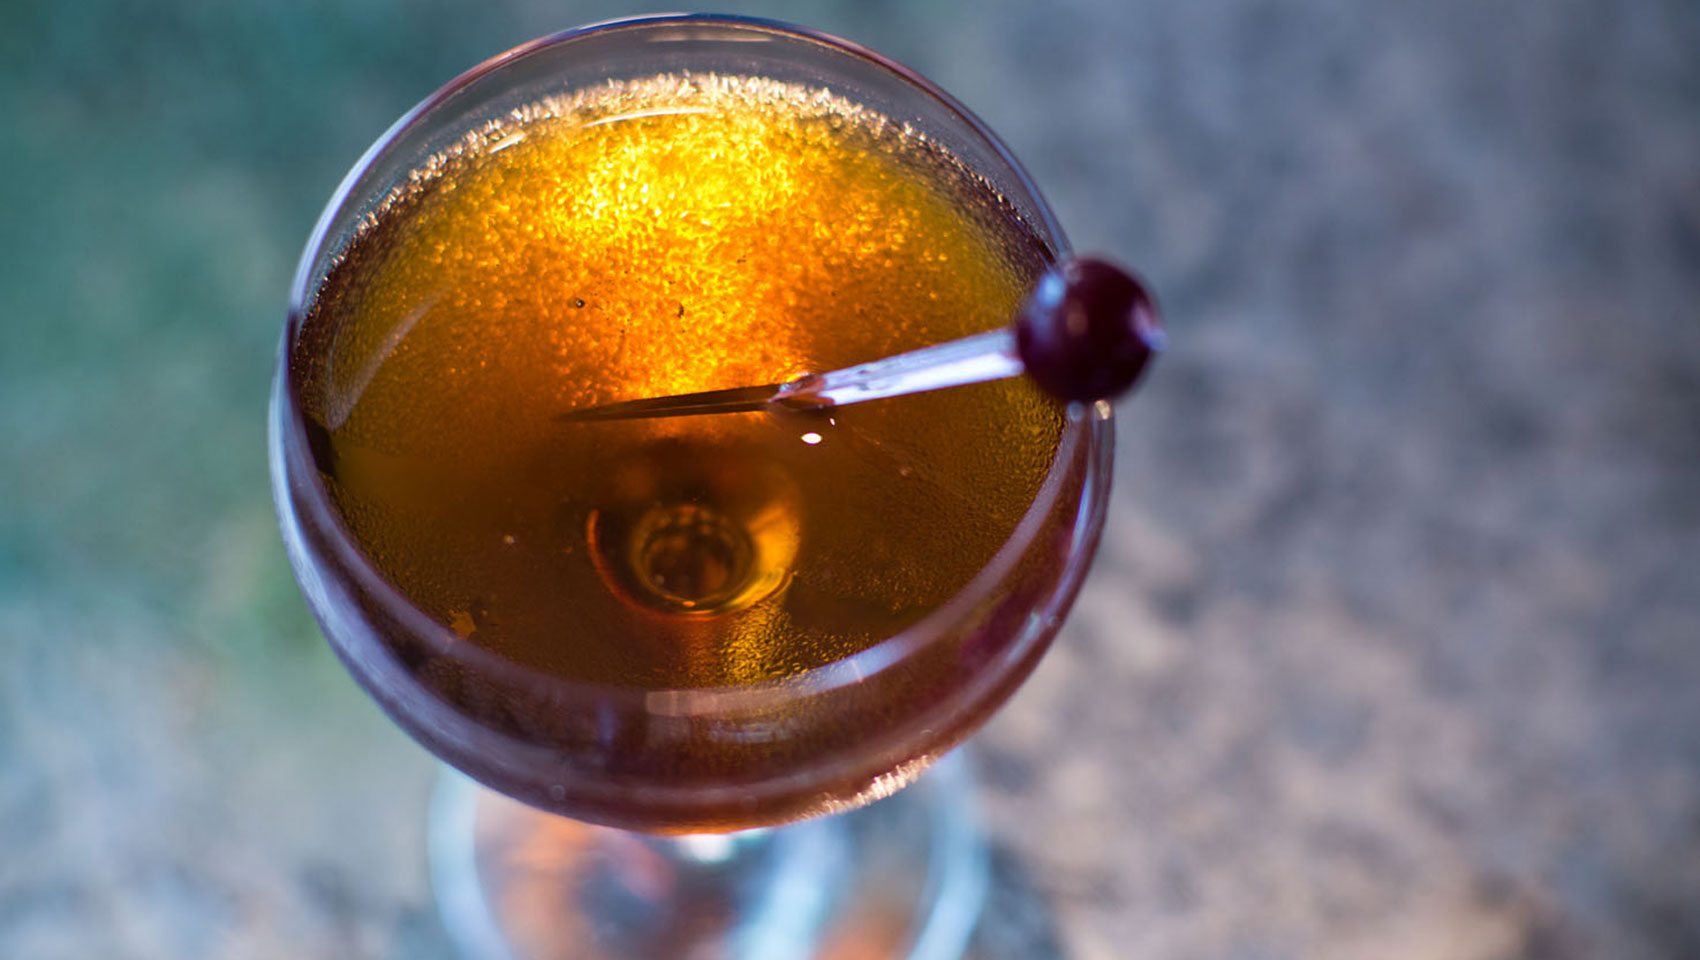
[288,13,1070,314]
[276,12,1110,719]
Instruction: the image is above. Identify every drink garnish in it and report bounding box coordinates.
[557,257,1162,422]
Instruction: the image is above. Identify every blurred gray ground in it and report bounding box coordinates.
[2,0,1698,958]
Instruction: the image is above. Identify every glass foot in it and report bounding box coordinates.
[429,752,988,960]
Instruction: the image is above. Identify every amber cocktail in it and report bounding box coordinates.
[271,14,1114,958]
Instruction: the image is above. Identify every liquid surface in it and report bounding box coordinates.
[294,74,1062,689]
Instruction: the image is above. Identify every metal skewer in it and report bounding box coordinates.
[558,328,1024,423]
[556,257,1163,424]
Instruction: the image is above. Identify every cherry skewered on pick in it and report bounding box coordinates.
[556,255,1163,422]
[1016,257,1164,403]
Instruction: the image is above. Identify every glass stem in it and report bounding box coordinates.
[429,752,988,960]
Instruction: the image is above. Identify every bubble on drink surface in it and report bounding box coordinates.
[587,438,802,617]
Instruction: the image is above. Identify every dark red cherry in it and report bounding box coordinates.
[1015,257,1163,402]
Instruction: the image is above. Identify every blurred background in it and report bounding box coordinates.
[3,0,1698,957]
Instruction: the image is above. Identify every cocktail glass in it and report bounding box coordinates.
[270,14,1113,959]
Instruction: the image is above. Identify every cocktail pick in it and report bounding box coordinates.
[558,257,1163,423]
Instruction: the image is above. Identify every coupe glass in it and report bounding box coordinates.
[270,15,1112,959]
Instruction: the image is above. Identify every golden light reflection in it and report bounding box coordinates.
[299,73,1064,689]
